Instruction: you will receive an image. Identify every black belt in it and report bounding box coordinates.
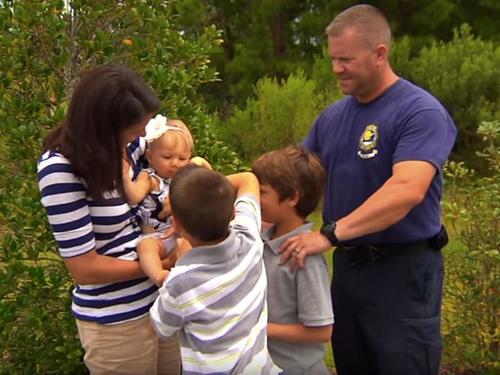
[339,240,432,266]
[338,226,449,266]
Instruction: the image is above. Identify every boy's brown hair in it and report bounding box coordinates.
[170,165,236,242]
[252,145,325,218]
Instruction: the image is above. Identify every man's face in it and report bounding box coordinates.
[328,27,379,102]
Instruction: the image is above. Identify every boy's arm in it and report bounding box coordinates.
[226,172,259,200]
[190,156,213,170]
[269,256,334,344]
[267,322,332,343]
[150,286,183,339]
[122,158,151,204]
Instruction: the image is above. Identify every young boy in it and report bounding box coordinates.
[150,165,281,374]
[252,145,334,375]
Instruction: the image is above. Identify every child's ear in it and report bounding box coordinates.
[171,214,182,234]
[231,207,236,221]
[286,190,300,208]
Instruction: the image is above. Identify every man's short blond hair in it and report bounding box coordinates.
[325,4,392,48]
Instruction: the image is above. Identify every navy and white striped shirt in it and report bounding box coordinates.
[37,138,158,324]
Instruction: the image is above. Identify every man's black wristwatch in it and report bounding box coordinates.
[320,221,339,246]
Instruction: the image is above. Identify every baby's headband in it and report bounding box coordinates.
[144,114,185,143]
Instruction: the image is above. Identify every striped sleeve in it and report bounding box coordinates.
[230,194,261,240]
[127,137,149,180]
[37,152,95,257]
[150,283,184,339]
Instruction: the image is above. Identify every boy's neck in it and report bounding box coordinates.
[185,232,228,248]
[271,215,306,240]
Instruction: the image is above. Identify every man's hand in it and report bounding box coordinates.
[279,230,332,269]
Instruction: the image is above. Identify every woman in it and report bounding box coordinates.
[37,64,180,375]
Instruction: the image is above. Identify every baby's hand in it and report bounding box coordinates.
[152,269,169,287]
[158,197,171,220]
[190,156,213,170]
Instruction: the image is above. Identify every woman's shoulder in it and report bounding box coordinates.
[37,150,81,186]
[38,150,72,173]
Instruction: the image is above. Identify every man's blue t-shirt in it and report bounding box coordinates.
[303,79,456,244]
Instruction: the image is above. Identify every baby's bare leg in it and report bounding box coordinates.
[138,237,168,287]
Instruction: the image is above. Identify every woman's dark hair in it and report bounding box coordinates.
[43,64,160,200]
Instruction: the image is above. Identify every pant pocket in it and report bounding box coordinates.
[402,314,442,375]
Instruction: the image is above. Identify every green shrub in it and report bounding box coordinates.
[220,70,328,162]
[398,25,500,167]
[0,1,239,373]
[441,120,500,374]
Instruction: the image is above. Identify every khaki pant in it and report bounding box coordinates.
[76,315,180,375]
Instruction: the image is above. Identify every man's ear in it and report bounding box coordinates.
[375,43,389,66]
[286,190,300,208]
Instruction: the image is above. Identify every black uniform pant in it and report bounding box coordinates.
[331,246,444,375]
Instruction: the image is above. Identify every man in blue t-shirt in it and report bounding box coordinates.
[281,4,456,375]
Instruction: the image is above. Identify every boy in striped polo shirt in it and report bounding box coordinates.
[150,165,281,374]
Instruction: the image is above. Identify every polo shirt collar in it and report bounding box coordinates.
[177,229,240,265]
[261,222,313,256]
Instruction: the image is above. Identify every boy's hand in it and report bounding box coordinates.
[190,156,213,170]
[161,252,177,270]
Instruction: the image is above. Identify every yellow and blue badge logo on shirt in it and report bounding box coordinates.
[357,124,379,159]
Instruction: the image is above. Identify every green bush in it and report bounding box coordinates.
[441,120,500,374]
[0,1,240,373]
[394,25,500,167]
[220,70,329,162]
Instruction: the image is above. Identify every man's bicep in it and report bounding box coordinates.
[392,160,437,195]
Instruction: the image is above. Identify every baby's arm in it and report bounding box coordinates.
[267,323,332,343]
[122,157,151,204]
[137,237,169,287]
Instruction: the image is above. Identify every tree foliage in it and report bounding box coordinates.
[407,25,500,161]
[0,1,239,373]
[173,0,499,110]
[220,70,332,162]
